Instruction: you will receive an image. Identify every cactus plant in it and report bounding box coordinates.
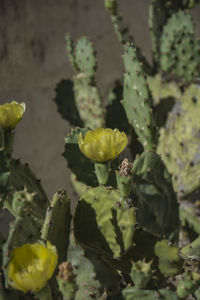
[2,0,200,299]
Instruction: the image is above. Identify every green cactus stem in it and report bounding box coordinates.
[34,284,53,300]
[74,185,136,259]
[180,204,200,235]
[185,0,200,8]
[41,189,71,264]
[66,35,105,129]
[0,124,4,151]
[132,151,179,242]
[130,260,152,289]
[147,73,181,105]
[122,44,157,150]
[157,84,200,197]
[65,239,120,300]
[181,235,200,261]
[154,239,183,278]
[177,271,200,299]
[0,152,10,211]
[3,130,15,155]
[149,0,182,68]
[122,287,178,300]
[95,161,110,185]
[159,10,200,82]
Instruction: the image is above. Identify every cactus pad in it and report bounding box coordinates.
[132,151,179,242]
[160,10,200,82]
[154,239,183,277]
[41,189,71,263]
[122,287,178,300]
[157,84,200,196]
[74,185,136,259]
[122,44,157,150]
[65,241,120,300]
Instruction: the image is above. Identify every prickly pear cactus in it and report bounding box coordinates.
[158,84,200,197]
[58,239,120,300]
[2,190,42,286]
[65,35,105,129]
[122,287,178,300]
[129,260,152,288]
[0,152,10,210]
[132,151,179,242]
[149,0,182,65]
[160,10,200,82]
[122,44,157,150]
[147,74,181,105]
[154,239,183,277]
[74,185,136,259]
[41,189,71,264]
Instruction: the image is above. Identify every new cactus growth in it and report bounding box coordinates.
[154,239,183,277]
[2,0,200,299]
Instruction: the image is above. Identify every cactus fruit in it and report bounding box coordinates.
[122,44,157,150]
[132,151,179,242]
[57,261,77,300]
[41,189,71,264]
[74,185,136,259]
[157,84,200,197]
[116,158,133,198]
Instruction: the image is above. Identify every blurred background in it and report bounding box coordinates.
[0,0,199,235]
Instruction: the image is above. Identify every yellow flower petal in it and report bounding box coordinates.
[78,128,128,162]
[7,241,58,293]
[0,101,25,129]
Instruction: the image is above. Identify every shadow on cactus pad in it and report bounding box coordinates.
[106,81,129,133]
[132,151,179,242]
[63,128,98,187]
[54,79,83,127]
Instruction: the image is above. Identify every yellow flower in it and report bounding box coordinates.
[78,128,128,162]
[0,101,25,129]
[7,241,58,293]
